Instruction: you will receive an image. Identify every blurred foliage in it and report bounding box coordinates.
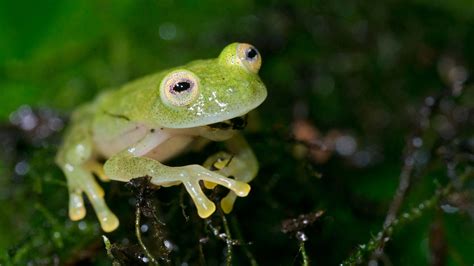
[0,0,473,265]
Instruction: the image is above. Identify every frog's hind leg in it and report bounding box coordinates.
[203,134,258,214]
[203,154,240,213]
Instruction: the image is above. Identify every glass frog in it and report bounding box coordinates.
[55,43,267,232]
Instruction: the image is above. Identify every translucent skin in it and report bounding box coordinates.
[55,43,267,232]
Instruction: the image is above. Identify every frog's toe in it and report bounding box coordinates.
[196,200,216,218]
[231,181,251,197]
[88,193,120,232]
[203,180,218,189]
[80,174,119,231]
[98,210,120,232]
[183,179,216,218]
[69,191,86,221]
[194,167,250,197]
[221,192,237,214]
[86,161,110,182]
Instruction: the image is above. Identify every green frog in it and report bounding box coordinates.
[55,43,267,232]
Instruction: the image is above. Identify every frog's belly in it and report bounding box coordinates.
[145,136,195,162]
[94,124,149,158]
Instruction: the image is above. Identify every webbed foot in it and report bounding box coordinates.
[150,164,250,218]
[203,152,252,213]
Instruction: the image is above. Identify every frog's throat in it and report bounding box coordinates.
[207,115,248,130]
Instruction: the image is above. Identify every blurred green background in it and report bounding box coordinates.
[0,0,473,265]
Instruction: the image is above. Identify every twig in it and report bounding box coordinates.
[102,236,120,266]
[343,167,474,265]
[299,241,309,266]
[198,239,207,265]
[281,211,323,266]
[376,152,416,255]
[231,217,258,266]
[135,207,159,265]
[219,208,233,266]
[373,93,445,257]
[383,155,415,228]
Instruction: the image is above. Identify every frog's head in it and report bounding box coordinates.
[151,43,267,129]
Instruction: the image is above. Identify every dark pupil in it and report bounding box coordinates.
[173,81,191,93]
[246,48,258,60]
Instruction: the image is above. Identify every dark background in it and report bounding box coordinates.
[0,0,473,265]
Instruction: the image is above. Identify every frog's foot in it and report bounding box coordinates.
[203,152,234,190]
[151,165,250,218]
[65,167,119,232]
[203,152,254,214]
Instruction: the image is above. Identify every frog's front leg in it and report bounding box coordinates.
[103,131,251,218]
[203,133,258,213]
[56,122,119,232]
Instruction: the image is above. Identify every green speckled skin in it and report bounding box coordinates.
[55,43,267,232]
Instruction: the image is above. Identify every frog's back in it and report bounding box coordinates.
[93,73,163,122]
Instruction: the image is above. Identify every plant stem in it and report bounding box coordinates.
[220,210,233,266]
[342,183,454,265]
[299,241,309,266]
[231,217,258,266]
[135,207,159,265]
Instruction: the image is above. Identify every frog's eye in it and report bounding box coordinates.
[160,70,200,107]
[237,43,262,73]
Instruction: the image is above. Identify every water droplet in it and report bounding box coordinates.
[14,161,30,176]
[296,231,308,242]
[440,204,458,214]
[140,224,149,233]
[159,22,177,40]
[164,240,174,250]
[368,259,379,266]
[424,96,435,106]
[412,137,423,148]
[10,105,38,130]
[78,221,87,231]
[335,135,357,156]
